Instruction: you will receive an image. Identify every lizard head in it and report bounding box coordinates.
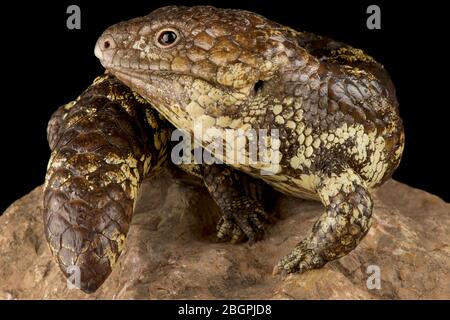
[94,5,300,131]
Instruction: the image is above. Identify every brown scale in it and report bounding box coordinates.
[44,75,172,292]
[44,75,274,292]
[93,5,404,278]
[44,5,405,291]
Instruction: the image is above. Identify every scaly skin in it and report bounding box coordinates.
[95,6,404,275]
[45,74,271,292]
[44,75,171,292]
[202,164,271,244]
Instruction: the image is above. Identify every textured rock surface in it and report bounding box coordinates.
[0,168,449,299]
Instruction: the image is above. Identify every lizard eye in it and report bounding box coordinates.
[155,28,180,48]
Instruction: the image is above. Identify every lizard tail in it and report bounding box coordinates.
[43,75,170,293]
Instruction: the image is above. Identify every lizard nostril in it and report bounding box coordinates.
[99,34,116,51]
[95,34,116,62]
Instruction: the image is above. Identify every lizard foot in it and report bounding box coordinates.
[273,165,373,276]
[216,197,269,244]
[272,240,325,275]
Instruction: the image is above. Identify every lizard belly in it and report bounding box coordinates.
[237,166,320,201]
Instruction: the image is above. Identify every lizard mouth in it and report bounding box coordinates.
[105,65,179,92]
[106,65,195,131]
[95,34,195,76]
[94,40,217,93]
[94,35,256,98]
[96,51,246,105]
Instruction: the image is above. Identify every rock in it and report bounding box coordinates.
[0,168,449,299]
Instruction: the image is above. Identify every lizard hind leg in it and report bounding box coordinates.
[202,164,272,244]
[273,165,373,275]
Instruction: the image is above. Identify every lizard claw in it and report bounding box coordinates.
[273,240,325,275]
[216,198,268,244]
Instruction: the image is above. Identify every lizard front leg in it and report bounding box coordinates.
[44,75,170,293]
[202,164,271,244]
[274,165,373,275]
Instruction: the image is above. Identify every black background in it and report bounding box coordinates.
[1,0,449,214]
